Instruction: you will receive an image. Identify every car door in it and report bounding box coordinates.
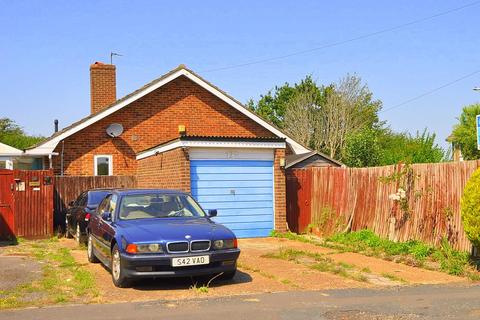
[91,195,111,262]
[73,192,87,229]
[94,194,118,263]
[66,192,85,233]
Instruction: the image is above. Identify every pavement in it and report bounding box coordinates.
[2,284,480,320]
[0,255,41,290]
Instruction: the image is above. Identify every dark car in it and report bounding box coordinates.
[65,189,113,244]
[86,189,240,288]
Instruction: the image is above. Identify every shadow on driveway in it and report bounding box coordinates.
[130,270,253,291]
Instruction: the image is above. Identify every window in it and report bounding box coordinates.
[118,193,206,220]
[87,191,111,207]
[75,192,87,207]
[97,195,112,215]
[94,155,112,176]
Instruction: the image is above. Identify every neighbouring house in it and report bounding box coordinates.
[285,151,343,169]
[26,62,338,237]
[0,142,48,170]
[446,134,463,162]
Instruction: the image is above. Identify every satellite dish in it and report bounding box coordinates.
[106,123,124,137]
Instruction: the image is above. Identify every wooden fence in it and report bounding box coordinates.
[286,160,480,251]
[53,176,137,228]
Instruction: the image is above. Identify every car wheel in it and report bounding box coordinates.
[65,216,72,238]
[220,269,236,281]
[87,233,99,263]
[111,244,130,288]
[75,223,82,245]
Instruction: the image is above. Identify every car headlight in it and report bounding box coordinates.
[213,239,237,250]
[126,243,163,254]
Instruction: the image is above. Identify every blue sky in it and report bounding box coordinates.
[1,1,479,149]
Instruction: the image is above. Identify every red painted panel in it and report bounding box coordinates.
[0,170,15,239]
[286,169,311,233]
[12,170,54,238]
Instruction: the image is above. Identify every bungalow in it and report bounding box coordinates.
[27,63,339,237]
[0,142,49,170]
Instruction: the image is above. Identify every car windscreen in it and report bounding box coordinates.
[87,191,111,207]
[118,194,207,220]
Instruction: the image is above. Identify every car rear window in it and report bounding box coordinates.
[88,191,111,206]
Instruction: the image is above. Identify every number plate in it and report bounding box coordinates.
[171,255,210,267]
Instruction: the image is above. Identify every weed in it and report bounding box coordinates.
[338,261,354,269]
[265,248,368,283]
[431,238,469,276]
[190,283,209,293]
[361,267,371,273]
[381,272,407,283]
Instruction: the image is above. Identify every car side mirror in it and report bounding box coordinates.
[68,200,75,207]
[208,209,217,217]
[101,212,112,221]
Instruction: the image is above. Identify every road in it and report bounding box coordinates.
[1,284,479,320]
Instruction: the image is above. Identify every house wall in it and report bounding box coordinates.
[52,75,274,176]
[136,147,190,192]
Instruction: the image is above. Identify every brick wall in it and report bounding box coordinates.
[136,147,190,192]
[53,75,274,176]
[274,148,287,232]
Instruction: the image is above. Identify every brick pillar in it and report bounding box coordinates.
[274,148,287,232]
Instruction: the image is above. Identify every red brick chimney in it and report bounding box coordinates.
[90,62,116,114]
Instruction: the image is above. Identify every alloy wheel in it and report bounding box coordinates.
[112,249,121,281]
[87,235,93,257]
[76,224,81,244]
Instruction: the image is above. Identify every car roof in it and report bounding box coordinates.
[87,188,116,193]
[111,189,189,196]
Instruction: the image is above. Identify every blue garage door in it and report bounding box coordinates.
[190,159,274,238]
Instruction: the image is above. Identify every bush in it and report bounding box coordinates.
[461,168,480,247]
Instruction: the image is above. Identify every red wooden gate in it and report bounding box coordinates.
[0,170,15,239]
[0,169,54,239]
[286,169,312,233]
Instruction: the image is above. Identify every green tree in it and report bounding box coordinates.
[450,104,480,160]
[0,118,44,149]
[342,128,381,167]
[378,128,445,165]
[461,168,480,247]
[247,75,322,128]
[314,74,383,158]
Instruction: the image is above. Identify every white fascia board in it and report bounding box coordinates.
[136,140,286,160]
[137,141,183,160]
[30,68,309,155]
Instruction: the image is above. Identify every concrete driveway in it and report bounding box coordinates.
[65,237,465,304]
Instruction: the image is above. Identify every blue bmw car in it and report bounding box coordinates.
[86,189,240,288]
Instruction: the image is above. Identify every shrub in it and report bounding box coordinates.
[461,168,480,247]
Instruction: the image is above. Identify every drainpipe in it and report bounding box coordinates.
[60,140,65,176]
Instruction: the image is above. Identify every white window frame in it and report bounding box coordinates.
[94,155,113,176]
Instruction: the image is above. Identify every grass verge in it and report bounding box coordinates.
[0,238,98,310]
[271,229,480,280]
[262,248,368,283]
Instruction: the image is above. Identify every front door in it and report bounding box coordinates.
[0,170,15,239]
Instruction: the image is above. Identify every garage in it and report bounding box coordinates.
[190,148,275,238]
